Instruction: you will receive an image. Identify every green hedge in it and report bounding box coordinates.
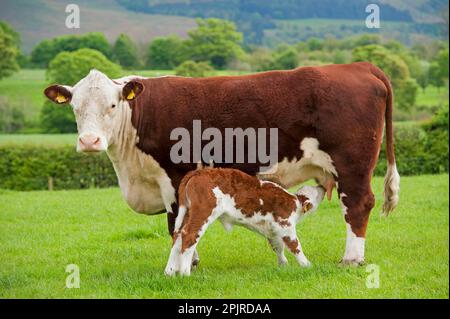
[0,120,448,191]
[0,146,117,191]
[375,124,448,176]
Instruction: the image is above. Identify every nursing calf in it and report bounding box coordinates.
[165,168,325,276]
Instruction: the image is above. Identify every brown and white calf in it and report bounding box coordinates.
[165,168,325,276]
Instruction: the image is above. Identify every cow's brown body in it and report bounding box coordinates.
[45,62,399,266]
[128,62,396,242]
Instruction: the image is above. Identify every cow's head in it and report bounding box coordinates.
[44,69,144,153]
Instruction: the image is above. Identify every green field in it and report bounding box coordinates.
[416,86,449,108]
[0,175,448,298]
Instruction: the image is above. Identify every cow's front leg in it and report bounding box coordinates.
[338,185,374,266]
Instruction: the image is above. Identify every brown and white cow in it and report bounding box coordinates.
[165,167,325,276]
[44,62,400,266]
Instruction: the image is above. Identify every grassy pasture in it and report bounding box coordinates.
[0,175,448,298]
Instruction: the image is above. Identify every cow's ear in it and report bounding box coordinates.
[44,85,72,104]
[122,81,144,101]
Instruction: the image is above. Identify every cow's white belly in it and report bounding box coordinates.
[120,178,166,215]
[265,137,338,188]
[109,146,176,216]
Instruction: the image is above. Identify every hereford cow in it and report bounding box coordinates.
[44,62,400,266]
[165,167,325,276]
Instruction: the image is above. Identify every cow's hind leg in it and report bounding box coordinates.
[338,178,375,266]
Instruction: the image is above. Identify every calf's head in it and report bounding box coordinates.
[296,185,325,214]
[44,70,143,153]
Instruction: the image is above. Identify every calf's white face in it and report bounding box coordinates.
[44,70,143,153]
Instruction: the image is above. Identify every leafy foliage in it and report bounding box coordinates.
[0,145,116,190]
[31,32,112,68]
[147,35,187,69]
[0,96,25,133]
[186,18,244,69]
[46,48,122,86]
[375,117,449,176]
[0,21,20,80]
[352,44,419,110]
[113,34,139,69]
[175,60,214,77]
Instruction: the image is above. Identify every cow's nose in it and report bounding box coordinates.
[79,134,101,151]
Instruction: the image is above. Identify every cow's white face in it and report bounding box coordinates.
[44,70,143,153]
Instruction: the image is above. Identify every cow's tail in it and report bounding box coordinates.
[375,67,400,216]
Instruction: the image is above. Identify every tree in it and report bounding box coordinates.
[0,21,20,79]
[113,33,139,69]
[31,32,112,67]
[147,35,187,69]
[41,49,122,133]
[175,60,214,77]
[271,47,299,70]
[435,48,449,80]
[0,97,24,133]
[186,18,244,69]
[306,38,323,51]
[352,44,418,110]
[416,61,430,92]
[429,61,445,90]
[46,48,122,86]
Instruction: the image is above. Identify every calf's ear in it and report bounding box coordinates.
[122,80,144,101]
[44,85,72,104]
[302,201,313,213]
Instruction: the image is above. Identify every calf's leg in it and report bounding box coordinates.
[168,203,200,269]
[280,228,310,267]
[165,204,219,276]
[268,237,287,266]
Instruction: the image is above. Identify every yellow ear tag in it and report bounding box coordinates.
[303,202,313,213]
[55,93,67,103]
[126,90,135,100]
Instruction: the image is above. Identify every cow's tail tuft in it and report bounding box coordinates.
[383,162,400,216]
[377,67,400,216]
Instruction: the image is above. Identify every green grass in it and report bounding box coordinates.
[0,133,77,146]
[416,86,449,108]
[0,69,47,124]
[0,175,448,298]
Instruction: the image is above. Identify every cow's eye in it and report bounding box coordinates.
[111,104,116,109]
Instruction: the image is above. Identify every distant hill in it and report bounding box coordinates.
[0,0,196,53]
[0,0,447,53]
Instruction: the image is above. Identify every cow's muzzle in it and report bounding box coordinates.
[77,133,106,153]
